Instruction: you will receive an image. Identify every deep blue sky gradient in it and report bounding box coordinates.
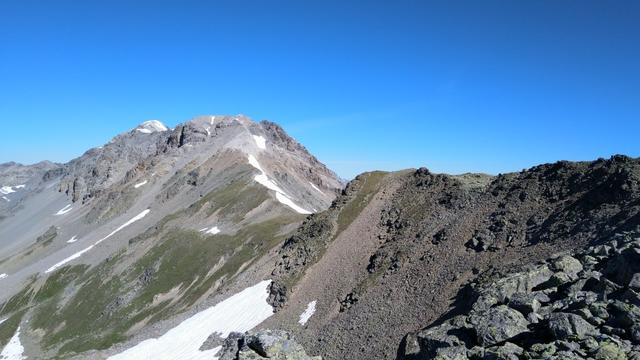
[1,0,639,178]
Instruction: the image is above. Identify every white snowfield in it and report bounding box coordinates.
[55,204,73,215]
[247,155,312,215]
[0,273,7,279]
[0,185,25,195]
[0,326,26,360]
[275,193,312,215]
[309,182,324,195]
[45,209,151,274]
[134,180,148,188]
[136,120,168,134]
[252,135,266,150]
[299,300,317,325]
[108,280,274,360]
[67,235,79,244]
[200,226,221,235]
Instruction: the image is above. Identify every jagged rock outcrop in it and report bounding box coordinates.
[402,231,640,359]
[218,330,321,360]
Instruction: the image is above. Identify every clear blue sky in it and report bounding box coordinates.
[1,0,638,179]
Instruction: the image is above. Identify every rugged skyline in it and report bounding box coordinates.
[2,1,639,178]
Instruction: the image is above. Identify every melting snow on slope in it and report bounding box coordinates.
[275,193,312,215]
[247,155,312,215]
[200,226,221,235]
[45,245,95,274]
[67,235,78,244]
[252,135,266,150]
[134,180,148,189]
[2,196,9,202]
[298,300,317,325]
[45,209,150,273]
[0,327,26,360]
[0,318,6,326]
[55,204,73,215]
[0,273,7,280]
[309,182,324,195]
[108,280,274,360]
[0,185,25,195]
[95,209,151,245]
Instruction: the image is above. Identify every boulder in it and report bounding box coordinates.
[485,342,523,360]
[595,341,628,360]
[218,330,321,360]
[473,265,553,312]
[548,312,598,340]
[550,256,583,279]
[509,292,541,315]
[414,318,469,357]
[473,305,529,346]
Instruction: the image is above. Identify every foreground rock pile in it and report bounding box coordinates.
[403,231,640,359]
[218,330,321,360]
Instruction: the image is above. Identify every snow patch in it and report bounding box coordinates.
[0,185,25,195]
[95,209,151,245]
[134,180,148,188]
[210,116,215,125]
[2,196,9,202]
[67,236,78,244]
[45,209,150,273]
[0,327,26,360]
[299,300,317,325]
[200,226,221,235]
[45,245,95,273]
[0,273,7,279]
[276,193,312,215]
[136,120,168,134]
[309,182,324,195]
[252,135,266,150]
[108,280,274,360]
[0,318,6,326]
[55,204,73,215]
[247,155,312,215]
[205,126,211,136]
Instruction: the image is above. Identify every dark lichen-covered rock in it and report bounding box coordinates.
[473,306,529,346]
[548,312,598,340]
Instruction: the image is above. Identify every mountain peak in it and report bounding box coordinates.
[135,120,168,134]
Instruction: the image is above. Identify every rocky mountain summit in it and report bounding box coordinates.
[0,116,341,359]
[403,230,640,360]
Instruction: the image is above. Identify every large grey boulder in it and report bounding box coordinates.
[413,317,470,357]
[473,305,529,346]
[473,265,554,312]
[550,255,584,279]
[548,312,598,340]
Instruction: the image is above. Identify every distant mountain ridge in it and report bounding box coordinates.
[0,115,341,359]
